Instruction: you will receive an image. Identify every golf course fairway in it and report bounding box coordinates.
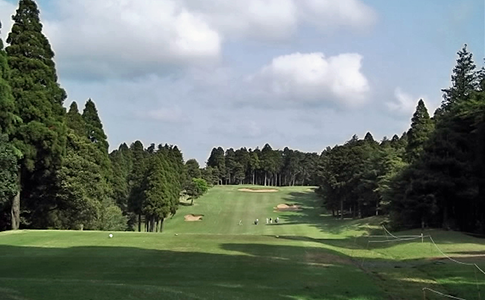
[1,186,484,299]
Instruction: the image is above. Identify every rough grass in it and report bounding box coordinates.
[1,185,485,299]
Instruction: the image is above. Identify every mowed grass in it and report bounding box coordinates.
[1,186,485,300]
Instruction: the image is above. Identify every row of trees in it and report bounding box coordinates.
[109,142,188,232]
[0,0,129,231]
[316,45,485,233]
[0,0,208,232]
[205,145,320,186]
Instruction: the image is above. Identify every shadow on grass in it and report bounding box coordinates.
[0,243,386,300]
[275,191,384,236]
[219,243,485,300]
[0,239,483,300]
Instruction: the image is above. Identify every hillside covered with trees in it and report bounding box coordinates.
[0,0,484,234]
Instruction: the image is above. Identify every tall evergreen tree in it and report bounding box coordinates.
[405,99,433,163]
[441,44,477,112]
[0,23,22,230]
[128,141,147,231]
[6,0,68,228]
[66,102,86,137]
[82,99,109,153]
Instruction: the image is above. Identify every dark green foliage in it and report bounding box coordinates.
[55,131,103,230]
[441,44,477,111]
[6,0,68,229]
[66,102,86,137]
[185,178,209,205]
[186,159,201,179]
[82,99,108,153]
[316,132,407,219]
[388,44,484,232]
[405,100,433,163]
[0,24,19,136]
[0,135,19,204]
[109,143,132,213]
[127,140,147,230]
[207,147,226,185]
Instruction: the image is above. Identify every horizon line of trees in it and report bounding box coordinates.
[315,44,485,234]
[204,145,320,187]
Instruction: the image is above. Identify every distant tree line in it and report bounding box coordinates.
[204,145,319,186]
[315,45,485,233]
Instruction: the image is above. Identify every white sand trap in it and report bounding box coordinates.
[275,204,301,211]
[238,188,278,193]
[184,214,203,221]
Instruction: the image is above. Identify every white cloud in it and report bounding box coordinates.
[183,0,298,41]
[0,0,15,41]
[1,0,376,79]
[183,0,376,41]
[386,88,425,115]
[247,52,370,108]
[298,0,377,33]
[43,0,221,79]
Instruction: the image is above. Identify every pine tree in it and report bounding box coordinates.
[0,24,22,230]
[6,0,68,228]
[405,99,433,163]
[441,44,477,112]
[82,99,109,153]
[128,141,147,231]
[81,99,113,206]
[0,22,19,136]
[66,102,86,137]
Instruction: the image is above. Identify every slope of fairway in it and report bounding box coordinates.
[1,186,485,300]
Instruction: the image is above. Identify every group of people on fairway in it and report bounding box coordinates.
[239,217,280,225]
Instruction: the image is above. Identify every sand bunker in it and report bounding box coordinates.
[238,188,278,193]
[275,204,301,211]
[184,214,204,221]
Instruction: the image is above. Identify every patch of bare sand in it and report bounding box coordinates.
[305,251,352,266]
[238,188,278,193]
[184,214,204,221]
[275,204,301,211]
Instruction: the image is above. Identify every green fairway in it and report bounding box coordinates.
[1,186,485,299]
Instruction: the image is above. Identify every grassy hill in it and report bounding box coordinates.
[1,186,484,299]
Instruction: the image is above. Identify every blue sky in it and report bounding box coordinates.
[0,0,483,165]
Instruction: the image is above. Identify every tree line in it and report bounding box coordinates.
[204,145,320,186]
[315,45,485,233]
[0,0,318,232]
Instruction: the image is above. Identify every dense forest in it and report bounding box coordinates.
[1,0,484,234]
[315,45,485,233]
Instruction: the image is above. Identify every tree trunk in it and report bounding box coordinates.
[190,197,194,206]
[11,191,20,230]
[264,173,267,186]
[138,214,141,232]
[375,200,379,216]
[252,172,255,185]
[340,197,344,220]
[160,218,165,232]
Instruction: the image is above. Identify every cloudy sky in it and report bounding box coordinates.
[0,0,483,164]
